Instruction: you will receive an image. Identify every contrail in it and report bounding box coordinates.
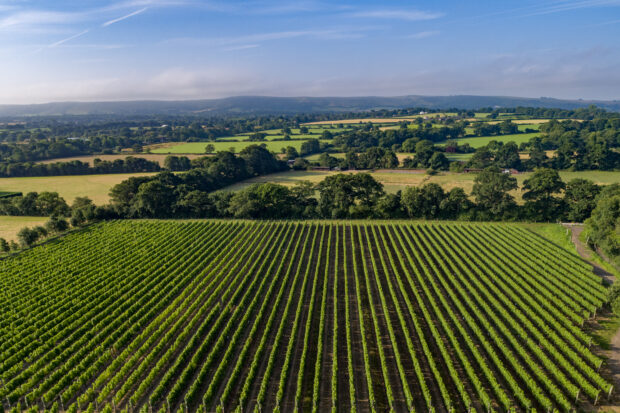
[102,7,147,27]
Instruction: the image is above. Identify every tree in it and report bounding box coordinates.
[248,132,267,141]
[413,140,435,168]
[317,173,384,218]
[292,158,309,170]
[563,179,600,222]
[471,167,518,219]
[204,144,215,154]
[45,215,69,233]
[522,168,566,221]
[300,139,320,156]
[440,187,474,219]
[132,180,178,218]
[429,152,449,171]
[495,142,521,169]
[299,126,309,134]
[374,192,405,218]
[228,183,294,219]
[523,168,565,201]
[17,227,39,248]
[132,143,143,153]
[284,146,299,160]
[35,192,70,216]
[401,183,446,219]
[585,189,620,266]
[0,238,9,253]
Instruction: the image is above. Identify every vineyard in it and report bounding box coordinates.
[0,220,611,412]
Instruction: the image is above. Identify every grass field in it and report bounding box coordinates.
[0,172,158,205]
[149,140,308,154]
[225,170,620,202]
[0,220,610,412]
[0,216,47,241]
[39,154,206,166]
[450,132,540,148]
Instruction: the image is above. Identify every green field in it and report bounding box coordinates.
[150,140,308,154]
[0,220,609,412]
[0,216,47,241]
[451,132,540,148]
[0,172,158,205]
[224,170,620,202]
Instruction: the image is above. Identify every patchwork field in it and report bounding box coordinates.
[0,220,610,412]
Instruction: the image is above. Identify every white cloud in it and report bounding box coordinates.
[407,31,440,39]
[350,9,444,21]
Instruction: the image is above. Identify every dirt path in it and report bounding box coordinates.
[562,223,615,284]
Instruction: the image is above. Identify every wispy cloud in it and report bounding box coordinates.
[407,30,440,39]
[102,7,148,27]
[48,29,90,48]
[166,27,375,47]
[222,44,260,51]
[350,9,444,21]
[520,0,620,17]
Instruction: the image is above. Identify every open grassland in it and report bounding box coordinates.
[0,173,157,205]
[149,140,308,154]
[38,154,205,166]
[0,216,47,241]
[0,220,611,412]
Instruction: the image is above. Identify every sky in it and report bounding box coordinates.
[1,0,620,104]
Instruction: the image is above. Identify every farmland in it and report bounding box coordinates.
[149,140,308,154]
[0,173,158,205]
[0,216,47,241]
[0,220,611,412]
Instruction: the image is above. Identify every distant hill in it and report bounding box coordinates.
[1,95,619,117]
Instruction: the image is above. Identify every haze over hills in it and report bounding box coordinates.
[1,95,619,117]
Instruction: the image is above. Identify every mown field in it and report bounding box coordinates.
[0,216,47,241]
[0,173,158,205]
[149,140,308,154]
[0,220,611,412]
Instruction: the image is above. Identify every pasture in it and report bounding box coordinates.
[0,220,610,412]
[0,216,47,241]
[38,154,205,166]
[451,132,540,148]
[0,172,158,205]
[149,140,308,154]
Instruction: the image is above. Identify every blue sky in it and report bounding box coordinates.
[1,0,620,103]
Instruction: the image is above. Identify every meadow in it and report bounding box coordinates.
[0,216,47,241]
[0,220,610,412]
[0,173,158,205]
[450,132,540,148]
[149,140,308,154]
[39,154,205,166]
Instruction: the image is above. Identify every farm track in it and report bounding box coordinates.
[0,220,612,412]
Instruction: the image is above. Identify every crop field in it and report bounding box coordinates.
[0,220,611,412]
